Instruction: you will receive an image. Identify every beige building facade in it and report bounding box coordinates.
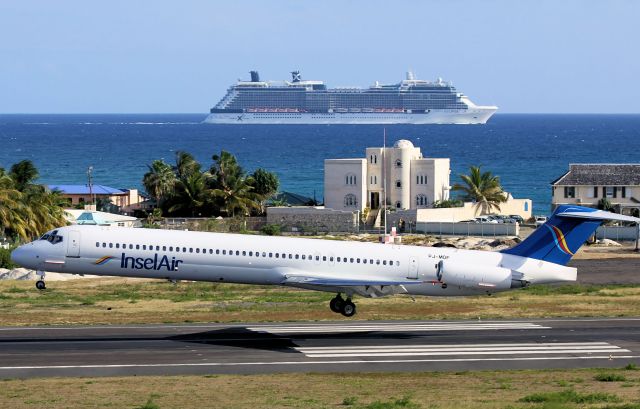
[551,164,640,216]
[324,139,450,212]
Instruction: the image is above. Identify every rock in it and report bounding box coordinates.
[596,239,622,247]
[432,242,457,248]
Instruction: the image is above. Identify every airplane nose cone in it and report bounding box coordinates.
[10,245,30,267]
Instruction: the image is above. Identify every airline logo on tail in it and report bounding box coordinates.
[544,224,574,256]
[94,256,116,265]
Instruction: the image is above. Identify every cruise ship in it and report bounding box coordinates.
[204,71,497,125]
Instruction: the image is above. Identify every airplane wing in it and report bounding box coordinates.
[281,274,425,287]
[556,208,640,223]
[279,269,424,297]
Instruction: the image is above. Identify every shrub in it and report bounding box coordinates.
[0,248,16,269]
[595,373,627,382]
[260,224,282,236]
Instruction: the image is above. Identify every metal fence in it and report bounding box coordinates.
[595,225,640,241]
[415,222,519,237]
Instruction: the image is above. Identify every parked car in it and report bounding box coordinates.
[475,216,498,224]
[535,216,548,227]
[494,215,517,224]
[459,219,479,223]
[509,215,525,224]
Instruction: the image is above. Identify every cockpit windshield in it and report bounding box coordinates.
[39,230,63,244]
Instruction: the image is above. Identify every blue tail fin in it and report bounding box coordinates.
[502,205,638,265]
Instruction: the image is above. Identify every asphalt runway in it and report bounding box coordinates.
[1,318,639,378]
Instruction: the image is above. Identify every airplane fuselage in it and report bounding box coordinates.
[11,225,576,298]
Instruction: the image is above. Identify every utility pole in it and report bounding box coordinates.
[87,166,94,208]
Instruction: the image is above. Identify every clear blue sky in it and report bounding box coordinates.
[1,0,638,113]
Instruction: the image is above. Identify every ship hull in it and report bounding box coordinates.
[203,107,497,125]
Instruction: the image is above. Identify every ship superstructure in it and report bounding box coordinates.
[204,71,497,124]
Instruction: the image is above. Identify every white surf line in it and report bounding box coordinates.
[2,355,640,371]
[298,342,612,351]
[294,342,629,358]
[248,323,549,333]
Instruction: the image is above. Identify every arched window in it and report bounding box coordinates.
[416,194,428,207]
[374,155,377,164]
[416,174,428,185]
[344,194,357,207]
[395,180,402,188]
[395,159,402,168]
[395,201,402,209]
[345,173,356,185]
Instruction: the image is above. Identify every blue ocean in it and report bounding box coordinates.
[1,114,639,214]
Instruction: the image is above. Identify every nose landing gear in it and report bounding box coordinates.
[35,271,46,290]
[329,294,357,317]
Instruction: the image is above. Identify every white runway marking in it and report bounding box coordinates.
[294,342,630,358]
[248,322,549,334]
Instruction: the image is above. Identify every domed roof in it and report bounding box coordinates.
[393,139,414,149]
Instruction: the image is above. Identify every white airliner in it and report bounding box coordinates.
[10,205,639,317]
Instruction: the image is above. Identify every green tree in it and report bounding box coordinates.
[597,197,614,212]
[452,165,507,215]
[208,151,260,217]
[250,168,279,197]
[1,161,67,241]
[142,160,176,207]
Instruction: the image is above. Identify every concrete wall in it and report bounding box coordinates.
[386,198,532,226]
[267,206,360,233]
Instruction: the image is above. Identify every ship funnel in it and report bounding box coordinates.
[250,71,260,82]
[406,71,415,81]
[291,70,302,83]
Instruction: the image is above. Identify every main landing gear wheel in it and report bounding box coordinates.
[35,280,46,290]
[329,294,344,313]
[341,299,356,317]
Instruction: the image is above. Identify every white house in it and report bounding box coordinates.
[324,139,450,212]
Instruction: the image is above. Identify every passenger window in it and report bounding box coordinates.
[281,253,285,258]
[95,242,99,247]
[189,248,193,253]
[295,254,300,260]
[288,254,292,259]
[196,248,200,253]
[350,258,354,263]
[315,256,320,261]
[357,258,361,263]
[275,253,279,258]
[209,249,213,254]
[223,250,226,255]
[242,251,246,256]
[383,260,387,265]
[396,261,400,266]
[337,257,341,262]
[308,255,312,260]
[249,251,253,256]
[182,247,187,252]
[376,260,380,265]
[216,249,220,255]
[269,253,273,258]
[236,250,240,256]
[136,244,140,250]
[116,243,120,249]
[108,243,113,248]
[262,252,266,257]
[176,247,180,253]
[363,259,367,264]
[129,244,133,249]
[322,256,326,261]
[156,246,160,251]
[169,246,173,251]
[330,257,334,262]
[301,255,305,260]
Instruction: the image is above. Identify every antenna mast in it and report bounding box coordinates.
[382,128,387,236]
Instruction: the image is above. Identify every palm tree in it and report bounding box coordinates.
[452,165,507,215]
[209,151,260,217]
[9,160,39,191]
[143,159,176,206]
[0,168,27,240]
[168,171,208,217]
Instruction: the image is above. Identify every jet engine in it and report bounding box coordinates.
[437,260,514,290]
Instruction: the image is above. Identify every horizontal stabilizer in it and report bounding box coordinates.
[557,208,640,223]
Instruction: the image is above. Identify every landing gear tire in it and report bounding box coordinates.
[329,295,344,313]
[35,280,46,290]
[341,300,356,317]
